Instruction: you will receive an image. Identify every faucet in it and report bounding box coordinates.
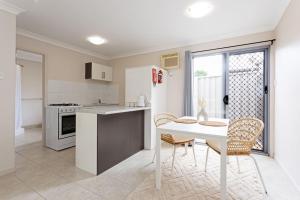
[98,98,102,104]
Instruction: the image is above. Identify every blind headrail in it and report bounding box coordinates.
[192,39,275,54]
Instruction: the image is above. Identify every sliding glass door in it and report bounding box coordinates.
[192,54,225,118]
[192,48,269,153]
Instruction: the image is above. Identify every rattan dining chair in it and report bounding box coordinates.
[152,113,197,170]
[204,118,267,194]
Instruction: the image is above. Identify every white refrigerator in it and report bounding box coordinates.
[125,65,168,149]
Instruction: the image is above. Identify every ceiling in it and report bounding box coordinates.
[6,0,290,59]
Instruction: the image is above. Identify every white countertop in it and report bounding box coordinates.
[77,105,151,115]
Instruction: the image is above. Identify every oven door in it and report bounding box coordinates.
[58,113,76,139]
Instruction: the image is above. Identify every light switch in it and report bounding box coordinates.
[0,72,4,80]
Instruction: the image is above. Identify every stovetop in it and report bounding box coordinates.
[48,103,80,107]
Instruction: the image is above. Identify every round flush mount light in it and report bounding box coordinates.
[185,1,214,18]
[87,36,107,45]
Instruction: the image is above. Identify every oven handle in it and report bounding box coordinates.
[59,112,76,116]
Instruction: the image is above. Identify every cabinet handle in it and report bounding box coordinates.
[102,72,105,79]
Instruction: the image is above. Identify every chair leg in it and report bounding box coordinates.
[236,156,241,173]
[204,146,209,172]
[192,141,197,166]
[250,155,267,194]
[171,145,177,171]
[183,143,188,156]
[152,152,156,163]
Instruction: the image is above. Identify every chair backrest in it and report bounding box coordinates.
[154,113,177,127]
[228,118,264,146]
[154,113,178,144]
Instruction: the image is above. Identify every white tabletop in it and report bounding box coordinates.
[157,117,229,140]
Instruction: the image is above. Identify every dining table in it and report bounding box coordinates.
[155,117,230,200]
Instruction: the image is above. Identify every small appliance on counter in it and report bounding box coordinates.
[46,103,81,150]
[137,95,146,107]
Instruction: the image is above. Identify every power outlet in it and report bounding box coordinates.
[0,72,4,80]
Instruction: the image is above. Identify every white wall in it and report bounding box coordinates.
[275,0,300,190]
[48,80,119,105]
[0,10,16,175]
[17,59,43,127]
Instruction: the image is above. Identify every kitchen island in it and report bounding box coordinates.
[75,106,151,175]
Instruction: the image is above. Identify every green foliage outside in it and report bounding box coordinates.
[194,69,208,77]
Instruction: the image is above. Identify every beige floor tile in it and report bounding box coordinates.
[15,153,38,169]
[39,181,103,200]
[15,141,44,153]
[15,127,42,147]
[31,176,73,197]
[50,187,102,200]
[56,147,76,163]
[57,166,94,182]
[22,171,65,192]
[126,186,166,200]
[15,163,54,183]
[0,174,43,200]
[17,147,61,165]
[77,174,134,200]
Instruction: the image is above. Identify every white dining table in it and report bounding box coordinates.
[155,117,229,200]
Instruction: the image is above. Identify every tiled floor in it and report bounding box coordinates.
[1,142,299,200]
[15,127,42,147]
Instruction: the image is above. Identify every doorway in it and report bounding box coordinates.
[15,50,44,147]
[192,48,269,153]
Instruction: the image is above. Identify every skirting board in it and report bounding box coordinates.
[0,168,15,177]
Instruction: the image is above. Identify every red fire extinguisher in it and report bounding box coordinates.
[152,68,157,85]
[158,69,163,84]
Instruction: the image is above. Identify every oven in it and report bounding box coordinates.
[58,112,76,139]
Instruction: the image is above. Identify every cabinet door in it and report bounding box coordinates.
[103,66,112,81]
[91,63,102,80]
[89,63,112,81]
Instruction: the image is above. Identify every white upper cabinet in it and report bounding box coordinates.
[85,62,112,82]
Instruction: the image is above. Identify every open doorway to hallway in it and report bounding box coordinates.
[15,49,44,147]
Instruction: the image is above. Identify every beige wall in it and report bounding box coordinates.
[17,59,43,127]
[109,31,275,117]
[16,35,108,105]
[17,35,108,82]
[275,0,300,190]
[18,59,42,99]
[0,10,16,175]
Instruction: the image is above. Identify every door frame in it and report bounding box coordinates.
[225,47,270,154]
[192,46,271,154]
[16,48,46,146]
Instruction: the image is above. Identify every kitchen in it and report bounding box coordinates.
[46,62,168,175]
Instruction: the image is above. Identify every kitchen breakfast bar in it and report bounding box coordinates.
[75,106,151,175]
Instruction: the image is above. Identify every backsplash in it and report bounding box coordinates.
[47,80,119,105]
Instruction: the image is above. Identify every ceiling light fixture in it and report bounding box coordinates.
[87,36,107,45]
[185,1,214,18]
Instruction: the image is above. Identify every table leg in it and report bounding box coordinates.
[220,139,227,200]
[155,128,161,189]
